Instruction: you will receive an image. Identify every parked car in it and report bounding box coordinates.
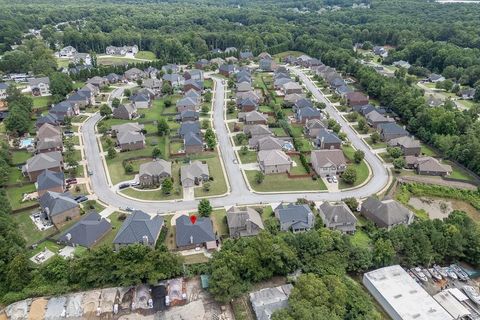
[119,183,130,190]
[76,196,88,203]
[66,178,77,184]
[332,176,338,183]
[326,177,332,183]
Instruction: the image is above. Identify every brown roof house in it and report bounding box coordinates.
[318,201,357,234]
[36,169,65,197]
[39,191,80,228]
[258,150,292,174]
[365,110,395,128]
[36,135,63,154]
[346,92,369,107]
[281,82,303,95]
[310,149,346,177]
[111,122,145,151]
[239,111,268,125]
[139,159,172,187]
[22,151,63,182]
[226,206,265,238]
[387,136,421,156]
[180,161,209,188]
[405,156,452,176]
[361,197,414,230]
[113,103,137,120]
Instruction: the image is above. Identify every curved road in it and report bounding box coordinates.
[82,70,389,214]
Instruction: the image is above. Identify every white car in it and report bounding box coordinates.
[332,176,338,183]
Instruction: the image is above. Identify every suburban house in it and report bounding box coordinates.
[72,52,91,65]
[113,210,164,250]
[28,77,50,96]
[226,56,238,63]
[428,73,445,83]
[106,73,121,84]
[225,47,237,54]
[259,58,275,72]
[226,206,265,238]
[250,285,293,320]
[184,79,204,92]
[274,78,293,90]
[378,122,408,141]
[281,82,303,95]
[255,136,284,151]
[180,161,209,187]
[245,125,273,146]
[185,89,202,102]
[139,159,172,186]
[237,97,258,112]
[184,132,204,154]
[36,169,65,197]
[176,110,199,122]
[58,211,112,248]
[162,64,179,74]
[179,121,201,138]
[304,119,326,138]
[144,66,159,79]
[355,104,387,116]
[346,92,369,107]
[236,90,262,104]
[274,203,315,232]
[111,123,145,151]
[184,69,204,81]
[296,106,321,124]
[373,46,388,57]
[142,78,162,93]
[258,149,292,174]
[176,96,199,113]
[293,98,313,112]
[237,81,252,92]
[284,93,306,106]
[58,46,77,57]
[87,76,108,88]
[459,88,476,100]
[361,197,414,230]
[22,151,63,182]
[405,156,452,176]
[219,64,237,77]
[310,149,347,177]
[162,74,185,87]
[210,57,225,66]
[50,101,80,121]
[315,129,342,150]
[113,103,137,120]
[387,136,421,156]
[36,135,63,154]
[81,83,100,96]
[35,113,60,129]
[239,110,268,125]
[39,191,80,227]
[130,93,151,109]
[37,123,61,141]
[175,215,217,250]
[66,91,92,109]
[318,201,357,234]
[365,110,394,128]
[106,45,138,56]
[393,60,411,69]
[240,51,254,60]
[336,84,353,97]
[195,59,210,70]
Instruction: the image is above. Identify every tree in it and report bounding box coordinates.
[341,166,357,185]
[107,146,116,159]
[370,132,381,144]
[157,118,170,136]
[205,128,216,149]
[353,150,364,163]
[255,171,264,184]
[124,89,132,97]
[393,158,406,171]
[112,98,120,108]
[373,238,396,267]
[124,162,134,174]
[342,197,359,212]
[198,199,212,217]
[162,81,173,95]
[204,91,212,103]
[388,146,403,159]
[240,145,248,155]
[357,118,368,133]
[50,72,73,98]
[161,178,173,195]
[100,104,112,117]
[152,147,161,158]
[203,182,211,192]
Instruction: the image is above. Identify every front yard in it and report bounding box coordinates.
[245,170,327,192]
[194,154,228,197]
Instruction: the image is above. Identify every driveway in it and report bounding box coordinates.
[183,187,195,201]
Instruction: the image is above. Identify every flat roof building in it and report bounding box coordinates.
[363,265,453,320]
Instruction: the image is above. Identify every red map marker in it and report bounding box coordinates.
[190,215,197,224]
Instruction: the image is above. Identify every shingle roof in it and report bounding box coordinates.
[257,136,284,151]
[310,149,346,167]
[244,111,268,122]
[258,150,291,166]
[305,119,325,130]
[244,124,272,136]
[176,96,198,108]
[319,202,357,226]
[295,98,313,109]
[36,113,59,127]
[113,210,164,245]
[39,191,78,217]
[37,123,61,139]
[111,122,144,133]
[58,211,112,248]
[226,206,264,233]
[139,159,172,177]
[181,161,209,183]
[37,169,64,191]
[36,136,62,151]
[184,131,203,146]
[23,151,62,172]
[275,203,314,230]
[179,121,201,136]
[175,215,215,247]
[316,129,341,144]
[130,93,150,102]
[378,122,408,135]
[117,130,144,145]
[297,106,321,118]
[361,197,413,228]
[387,136,421,149]
[28,77,50,86]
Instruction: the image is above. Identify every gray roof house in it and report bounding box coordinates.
[22,151,63,182]
[130,93,151,109]
[240,51,254,60]
[387,136,421,156]
[318,201,357,234]
[304,118,326,138]
[365,110,394,128]
[175,215,216,250]
[428,73,445,83]
[310,149,347,177]
[256,136,285,151]
[86,76,108,88]
[274,203,315,232]
[250,285,293,320]
[180,161,209,188]
[113,210,164,249]
[35,113,60,129]
[176,110,199,122]
[113,103,137,120]
[176,96,199,113]
[239,110,268,124]
[258,150,292,174]
[226,206,265,238]
[28,77,50,96]
[36,123,61,140]
[139,159,172,186]
[405,156,452,176]
[116,130,145,151]
[179,121,201,137]
[184,132,204,154]
[58,211,112,248]
[111,122,144,134]
[361,197,414,229]
[39,191,80,227]
[315,129,342,150]
[378,122,408,141]
[162,73,185,87]
[296,106,321,124]
[237,81,252,92]
[36,169,65,197]
[124,68,147,81]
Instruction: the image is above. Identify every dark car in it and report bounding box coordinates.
[66,178,77,184]
[76,196,88,203]
[119,183,130,190]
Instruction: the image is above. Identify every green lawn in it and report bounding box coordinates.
[379,152,393,163]
[290,124,304,138]
[8,168,28,184]
[11,150,31,165]
[194,155,228,197]
[442,160,476,182]
[32,96,52,108]
[296,138,313,152]
[246,170,327,192]
[271,127,288,137]
[72,81,86,90]
[211,209,228,237]
[29,240,63,259]
[420,143,438,157]
[349,230,371,249]
[98,56,142,66]
[290,155,309,174]
[262,206,274,220]
[365,137,387,149]
[339,145,370,189]
[56,58,71,69]
[239,150,257,164]
[93,211,124,248]
[6,183,37,210]
[183,253,210,265]
[135,51,156,60]
[12,209,57,246]
[107,152,154,185]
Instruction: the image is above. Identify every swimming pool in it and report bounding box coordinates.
[19,138,34,149]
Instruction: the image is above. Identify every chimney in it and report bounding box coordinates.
[190,235,194,244]
[66,233,71,241]
[142,235,149,245]
[333,215,338,223]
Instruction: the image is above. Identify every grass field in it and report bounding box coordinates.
[349,229,371,249]
[246,170,327,192]
[239,150,257,163]
[339,145,370,189]
[98,56,142,66]
[93,211,124,248]
[12,209,57,246]
[6,183,37,210]
[11,150,31,165]
[183,253,210,265]
[32,96,52,108]
[135,51,156,60]
[365,137,387,149]
[211,209,228,237]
